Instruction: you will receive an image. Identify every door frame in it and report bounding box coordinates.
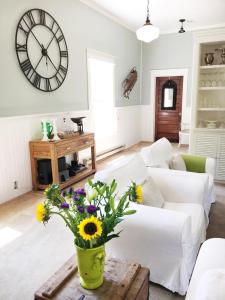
[150,68,189,141]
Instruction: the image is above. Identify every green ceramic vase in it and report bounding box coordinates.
[76,244,105,289]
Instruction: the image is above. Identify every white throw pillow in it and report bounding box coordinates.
[195,269,225,300]
[170,154,187,171]
[142,177,164,208]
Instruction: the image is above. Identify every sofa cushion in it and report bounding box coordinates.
[170,154,187,171]
[94,153,148,195]
[195,269,225,300]
[140,138,173,168]
[142,177,164,208]
[163,202,205,243]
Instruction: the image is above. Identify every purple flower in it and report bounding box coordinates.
[73,194,80,201]
[68,187,74,195]
[86,205,97,214]
[60,202,69,209]
[77,205,85,213]
[75,188,86,196]
[61,190,67,197]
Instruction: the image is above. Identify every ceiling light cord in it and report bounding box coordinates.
[146,0,150,23]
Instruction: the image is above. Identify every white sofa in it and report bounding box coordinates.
[186,238,225,300]
[140,137,216,215]
[94,154,209,295]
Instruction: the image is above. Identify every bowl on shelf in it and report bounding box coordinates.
[206,120,217,129]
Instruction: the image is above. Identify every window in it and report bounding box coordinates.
[87,50,117,150]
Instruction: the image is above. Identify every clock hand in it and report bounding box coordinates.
[46,27,60,50]
[34,55,44,71]
[46,54,64,80]
[22,17,44,50]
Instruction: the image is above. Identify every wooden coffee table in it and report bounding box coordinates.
[34,256,150,300]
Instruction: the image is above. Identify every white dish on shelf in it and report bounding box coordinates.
[206,120,217,129]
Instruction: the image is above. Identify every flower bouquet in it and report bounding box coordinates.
[36,179,139,289]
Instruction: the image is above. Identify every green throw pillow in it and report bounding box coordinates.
[181,154,206,173]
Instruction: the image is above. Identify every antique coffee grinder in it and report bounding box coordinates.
[70,117,86,134]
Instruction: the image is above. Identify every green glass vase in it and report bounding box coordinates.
[76,244,105,289]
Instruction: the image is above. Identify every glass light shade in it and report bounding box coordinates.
[136,23,160,43]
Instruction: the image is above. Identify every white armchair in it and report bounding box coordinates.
[140,137,216,210]
[94,154,208,295]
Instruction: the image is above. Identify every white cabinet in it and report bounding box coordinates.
[191,130,225,181]
[216,135,225,180]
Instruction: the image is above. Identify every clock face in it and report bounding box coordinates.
[15,9,69,92]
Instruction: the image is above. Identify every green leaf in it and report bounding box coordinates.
[109,196,115,212]
[117,193,127,211]
[87,179,93,187]
[104,202,111,214]
[105,233,120,243]
[110,179,117,193]
[114,218,124,225]
[123,210,136,215]
[100,185,106,195]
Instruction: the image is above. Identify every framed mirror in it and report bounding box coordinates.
[161,80,177,110]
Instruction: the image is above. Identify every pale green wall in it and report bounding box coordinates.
[141,32,194,106]
[0,0,141,117]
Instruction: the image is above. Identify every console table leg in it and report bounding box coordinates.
[31,157,38,191]
[50,146,59,185]
[91,144,96,171]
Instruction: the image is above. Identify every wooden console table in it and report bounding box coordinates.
[34,256,150,300]
[29,133,96,191]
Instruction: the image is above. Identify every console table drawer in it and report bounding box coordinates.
[56,136,94,157]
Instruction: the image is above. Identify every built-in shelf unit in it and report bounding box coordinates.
[190,28,225,181]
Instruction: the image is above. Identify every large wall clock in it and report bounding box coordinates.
[15,8,69,92]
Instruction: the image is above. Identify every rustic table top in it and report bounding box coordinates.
[34,256,150,300]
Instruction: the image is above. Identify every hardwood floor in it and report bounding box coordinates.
[0,142,224,300]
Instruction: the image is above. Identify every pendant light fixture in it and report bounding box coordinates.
[136,0,159,43]
[178,19,186,33]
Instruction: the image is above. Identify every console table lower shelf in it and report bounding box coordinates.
[34,256,150,300]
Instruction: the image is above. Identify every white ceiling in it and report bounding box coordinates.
[81,0,225,33]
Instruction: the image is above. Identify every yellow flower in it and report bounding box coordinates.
[36,203,46,222]
[78,215,102,241]
[136,185,143,203]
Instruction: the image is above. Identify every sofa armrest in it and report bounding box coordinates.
[186,238,225,300]
[147,167,209,206]
[205,157,216,179]
[106,203,192,294]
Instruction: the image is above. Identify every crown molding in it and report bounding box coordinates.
[79,0,135,32]
[79,1,225,37]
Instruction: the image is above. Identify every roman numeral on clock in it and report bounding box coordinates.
[60,51,68,57]
[55,74,62,86]
[45,79,52,91]
[33,73,41,89]
[16,43,27,52]
[39,10,46,25]
[18,24,28,36]
[59,65,67,76]
[26,11,36,27]
[20,59,32,74]
[57,35,64,43]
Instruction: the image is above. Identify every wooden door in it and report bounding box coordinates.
[155,76,183,142]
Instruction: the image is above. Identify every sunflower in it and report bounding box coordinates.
[36,203,46,222]
[136,185,143,203]
[78,215,102,241]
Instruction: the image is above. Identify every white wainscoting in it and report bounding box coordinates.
[0,105,142,204]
